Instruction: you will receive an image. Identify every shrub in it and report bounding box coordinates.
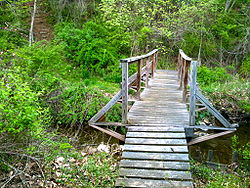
[240,55,250,78]
[55,21,120,80]
[0,72,47,136]
[50,82,112,127]
[197,66,231,86]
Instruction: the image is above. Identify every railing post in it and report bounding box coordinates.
[189,61,197,126]
[178,53,181,80]
[179,59,185,89]
[137,59,142,96]
[151,54,155,78]
[146,57,150,87]
[121,60,128,124]
[182,60,190,103]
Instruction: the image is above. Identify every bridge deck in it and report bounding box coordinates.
[116,70,193,187]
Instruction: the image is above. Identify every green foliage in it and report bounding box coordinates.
[191,161,250,188]
[197,66,231,86]
[53,152,118,187]
[240,55,250,77]
[232,135,250,169]
[55,22,121,81]
[202,79,250,114]
[0,72,47,136]
[51,82,111,126]
[0,0,30,51]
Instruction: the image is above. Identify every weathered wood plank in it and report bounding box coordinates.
[179,49,192,61]
[116,178,193,187]
[196,90,232,128]
[119,168,192,180]
[121,49,158,64]
[185,126,236,131]
[125,138,187,145]
[122,152,189,161]
[120,160,190,170]
[188,130,235,145]
[123,145,188,153]
[121,61,128,123]
[88,91,122,123]
[126,132,186,138]
[189,61,197,126]
[89,124,125,141]
[127,126,185,132]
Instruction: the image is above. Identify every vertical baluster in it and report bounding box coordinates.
[137,59,142,97]
[189,61,197,126]
[121,60,128,123]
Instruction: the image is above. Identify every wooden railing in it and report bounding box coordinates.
[88,49,158,140]
[178,49,234,129]
[178,49,192,103]
[121,49,158,123]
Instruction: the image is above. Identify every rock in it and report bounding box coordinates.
[81,152,87,157]
[55,157,64,164]
[97,143,110,153]
[69,158,76,163]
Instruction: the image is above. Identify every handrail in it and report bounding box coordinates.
[179,49,192,61]
[121,49,158,123]
[88,49,159,140]
[178,49,192,103]
[179,49,233,128]
[121,49,158,64]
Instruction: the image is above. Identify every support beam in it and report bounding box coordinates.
[89,124,125,141]
[188,130,235,145]
[196,90,232,128]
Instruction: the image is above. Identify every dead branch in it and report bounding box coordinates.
[29,0,37,46]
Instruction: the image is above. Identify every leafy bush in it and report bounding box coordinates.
[0,72,47,136]
[240,55,250,78]
[191,161,250,188]
[50,82,113,127]
[197,66,231,86]
[232,135,250,169]
[202,79,250,115]
[55,21,121,80]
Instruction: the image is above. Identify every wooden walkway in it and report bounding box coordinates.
[116,70,193,187]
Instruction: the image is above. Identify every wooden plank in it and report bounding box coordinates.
[90,122,127,127]
[185,126,236,131]
[188,130,235,145]
[121,49,158,64]
[122,152,189,161]
[89,124,125,141]
[137,59,142,95]
[123,145,188,153]
[119,168,192,180]
[125,138,187,145]
[196,90,232,128]
[126,132,186,138]
[179,49,192,61]
[119,160,190,170]
[88,91,122,123]
[127,126,185,132]
[116,178,193,187]
[121,61,128,123]
[189,61,197,126]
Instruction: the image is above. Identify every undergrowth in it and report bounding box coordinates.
[191,161,250,188]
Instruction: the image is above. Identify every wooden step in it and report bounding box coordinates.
[116,178,193,187]
[119,168,192,180]
[122,152,189,161]
[125,138,187,145]
[120,160,190,170]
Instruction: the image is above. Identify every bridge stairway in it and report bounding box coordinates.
[116,70,193,187]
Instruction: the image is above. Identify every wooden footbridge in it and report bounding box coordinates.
[89,49,237,187]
